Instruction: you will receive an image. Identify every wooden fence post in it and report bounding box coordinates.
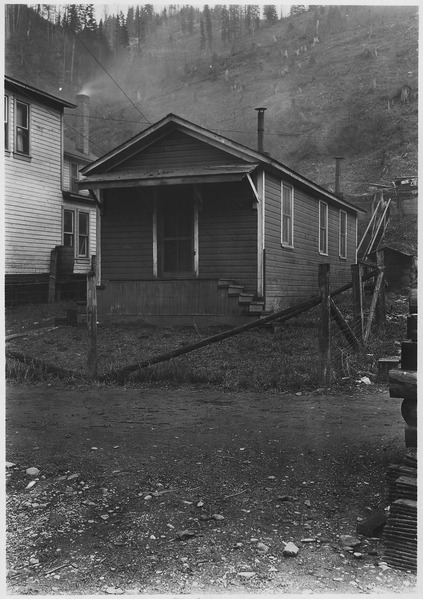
[86,270,97,380]
[319,263,331,388]
[48,248,58,303]
[351,264,364,341]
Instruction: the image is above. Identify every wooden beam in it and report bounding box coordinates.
[364,269,385,342]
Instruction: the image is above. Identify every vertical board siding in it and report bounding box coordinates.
[199,183,257,293]
[101,189,153,280]
[264,173,357,310]
[112,130,243,172]
[4,94,63,274]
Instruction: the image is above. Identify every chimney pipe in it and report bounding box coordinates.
[255,107,267,153]
[334,156,344,198]
[76,93,90,155]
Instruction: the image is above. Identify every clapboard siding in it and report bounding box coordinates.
[113,130,243,172]
[199,185,257,292]
[264,173,357,310]
[4,94,63,274]
[63,157,90,196]
[101,190,153,280]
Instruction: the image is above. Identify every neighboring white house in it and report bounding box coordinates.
[4,76,98,303]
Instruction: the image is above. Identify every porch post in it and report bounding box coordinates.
[152,191,158,278]
[193,198,199,277]
[256,170,265,298]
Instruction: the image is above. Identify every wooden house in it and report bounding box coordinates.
[79,112,362,324]
[4,77,97,304]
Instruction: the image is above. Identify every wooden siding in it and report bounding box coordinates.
[264,173,357,310]
[198,183,257,293]
[4,92,63,274]
[97,279,244,318]
[101,189,154,280]
[112,130,245,172]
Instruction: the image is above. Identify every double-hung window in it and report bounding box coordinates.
[319,201,328,255]
[15,100,30,155]
[63,209,89,259]
[339,210,347,259]
[4,94,9,150]
[281,183,294,247]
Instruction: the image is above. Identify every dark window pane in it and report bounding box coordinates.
[64,210,73,233]
[163,240,178,271]
[178,239,192,271]
[79,212,88,235]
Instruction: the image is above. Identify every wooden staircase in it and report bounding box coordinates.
[357,196,391,262]
[218,279,264,316]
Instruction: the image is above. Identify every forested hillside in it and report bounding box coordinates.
[4,4,418,196]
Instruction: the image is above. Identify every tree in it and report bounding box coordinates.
[199,18,206,51]
[290,6,307,18]
[203,4,213,49]
[263,5,278,24]
[220,6,230,44]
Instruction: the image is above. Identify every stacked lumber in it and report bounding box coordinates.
[383,498,417,571]
[384,290,417,572]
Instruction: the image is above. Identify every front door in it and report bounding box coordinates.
[158,191,195,277]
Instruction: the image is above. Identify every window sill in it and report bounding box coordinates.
[281,243,294,250]
[13,152,32,163]
[319,251,329,257]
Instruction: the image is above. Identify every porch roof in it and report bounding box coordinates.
[78,163,259,189]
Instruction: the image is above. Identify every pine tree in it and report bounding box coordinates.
[199,19,206,51]
[220,6,230,44]
[203,4,213,49]
[264,5,278,24]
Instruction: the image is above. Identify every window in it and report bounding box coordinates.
[319,201,328,255]
[281,183,294,247]
[78,212,89,257]
[70,162,79,193]
[15,100,30,155]
[339,210,347,259]
[63,209,89,259]
[4,95,9,150]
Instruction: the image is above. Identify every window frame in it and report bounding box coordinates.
[281,182,294,248]
[70,162,80,194]
[4,94,9,150]
[319,201,328,255]
[63,208,90,260]
[15,99,30,156]
[339,210,347,259]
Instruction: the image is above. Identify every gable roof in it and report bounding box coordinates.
[80,113,362,213]
[5,75,76,111]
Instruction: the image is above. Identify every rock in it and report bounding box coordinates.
[283,542,299,557]
[26,467,40,476]
[105,587,123,595]
[304,499,311,507]
[340,535,361,548]
[353,552,363,559]
[6,462,16,468]
[257,542,269,554]
[211,514,225,520]
[238,572,256,578]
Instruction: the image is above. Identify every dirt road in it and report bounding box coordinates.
[5,383,417,595]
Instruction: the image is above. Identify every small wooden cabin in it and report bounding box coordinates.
[80,113,362,324]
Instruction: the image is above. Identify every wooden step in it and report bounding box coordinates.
[238,293,254,305]
[228,285,244,297]
[217,279,233,288]
[248,301,265,314]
